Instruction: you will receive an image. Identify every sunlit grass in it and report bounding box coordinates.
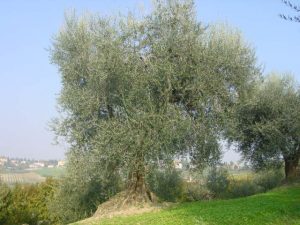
[73,184,300,225]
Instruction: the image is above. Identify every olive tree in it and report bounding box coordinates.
[229,74,300,179]
[51,0,260,206]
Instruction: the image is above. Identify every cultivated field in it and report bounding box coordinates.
[0,172,45,185]
[0,167,65,185]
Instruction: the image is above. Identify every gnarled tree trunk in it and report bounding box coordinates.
[124,170,154,205]
[94,169,156,217]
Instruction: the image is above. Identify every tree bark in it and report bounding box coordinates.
[284,157,299,179]
[126,170,153,203]
[94,170,156,217]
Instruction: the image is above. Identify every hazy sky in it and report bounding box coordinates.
[0,0,299,160]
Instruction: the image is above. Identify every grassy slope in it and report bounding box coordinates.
[73,184,300,225]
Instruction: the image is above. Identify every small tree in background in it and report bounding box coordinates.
[206,167,229,197]
[229,74,300,179]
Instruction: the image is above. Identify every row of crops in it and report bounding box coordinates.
[0,172,45,185]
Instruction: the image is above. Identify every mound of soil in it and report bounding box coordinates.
[92,190,169,219]
[82,173,173,222]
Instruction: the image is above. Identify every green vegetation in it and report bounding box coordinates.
[205,168,284,199]
[0,169,287,225]
[228,74,300,179]
[48,171,122,224]
[73,184,300,225]
[146,169,184,202]
[50,0,260,211]
[48,0,299,223]
[206,167,230,198]
[35,167,65,178]
[2,1,299,225]
[0,178,59,225]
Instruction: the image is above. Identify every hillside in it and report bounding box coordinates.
[72,184,300,225]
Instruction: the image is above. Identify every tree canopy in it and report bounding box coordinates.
[50,0,260,205]
[229,74,300,179]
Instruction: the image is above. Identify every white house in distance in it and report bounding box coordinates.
[29,162,45,168]
[11,160,19,166]
[0,156,8,166]
[57,160,65,167]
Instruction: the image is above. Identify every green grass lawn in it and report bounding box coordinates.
[73,184,300,225]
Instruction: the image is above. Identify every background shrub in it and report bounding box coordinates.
[228,179,263,198]
[47,151,123,224]
[225,169,283,198]
[0,178,59,225]
[146,169,184,202]
[182,182,213,201]
[206,167,230,198]
[0,183,11,225]
[254,169,284,192]
[49,174,122,224]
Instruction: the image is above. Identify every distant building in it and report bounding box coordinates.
[57,160,65,167]
[11,160,19,166]
[29,162,45,168]
[47,165,55,168]
[0,157,8,162]
[0,156,8,164]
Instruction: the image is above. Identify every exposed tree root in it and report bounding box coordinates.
[93,170,174,219]
[93,188,161,218]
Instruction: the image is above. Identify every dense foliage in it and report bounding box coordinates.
[0,178,58,225]
[206,167,230,197]
[146,169,184,202]
[0,168,284,225]
[229,74,300,178]
[3,1,300,224]
[50,0,260,206]
[48,154,122,224]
